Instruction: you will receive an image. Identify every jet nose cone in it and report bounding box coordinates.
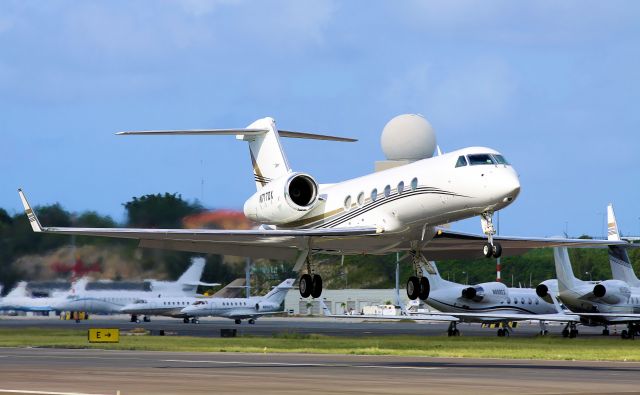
[181,306,196,315]
[501,173,521,204]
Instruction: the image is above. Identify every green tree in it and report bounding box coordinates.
[123,193,203,228]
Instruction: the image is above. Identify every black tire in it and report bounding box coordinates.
[299,274,313,298]
[406,276,420,300]
[235,319,241,325]
[562,329,569,338]
[311,274,323,299]
[183,317,189,324]
[143,316,150,323]
[418,277,430,300]
[497,329,504,337]
[483,243,493,258]
[492,243,503,258]
[569,330,577,338]
[248,319,255,325]
[602,329,610,336]
[453,329,460,337]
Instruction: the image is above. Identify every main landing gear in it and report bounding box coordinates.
[562,322,579,338]
[299,256,323,298]
[621,323,638,340]
[481,211,502,258]
[130,314,140,323]
[497,327,510,337]
[447,322,461,337]
[406,251,430,301]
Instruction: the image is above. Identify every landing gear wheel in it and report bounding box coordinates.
[143,316,151,323]
[406,276,420,300]
[191,318,199,324]
[311,274,323,299]
[130,315,138,323]
[234,319,242,325]
[248,319,256,325]
[299,274,313,298]
[492,243,502,258]
[452,329,460,337]
[602,329,610,336]
[183,317,189,324]
[569,329,578,338]
[483,243,493,258]
[418,277,430,300]
[562,328,569,338]
[497,328,504,337]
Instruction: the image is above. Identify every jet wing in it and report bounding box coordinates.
[577,312,640,323]
[19,190,381,260]
[420,229,628,260]
[325,314,459,322]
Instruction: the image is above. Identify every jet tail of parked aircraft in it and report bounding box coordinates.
[6,282,28,298]
[419,260,451,291]
[607,204,640,287]
[176,257,220,293]
[553,247,582,292]
[116,117,356,191]
[262,278,296,305]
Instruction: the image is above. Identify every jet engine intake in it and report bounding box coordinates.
[244,172,319,224]
[592,280,630,304]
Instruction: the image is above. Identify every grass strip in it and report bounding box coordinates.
[1,328,639,361]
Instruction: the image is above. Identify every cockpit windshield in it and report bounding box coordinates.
[493,154,509,165]
[467,154,496,166]
[134,299,147,304]
[193,300,206,305]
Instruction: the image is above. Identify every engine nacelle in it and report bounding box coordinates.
[461,282,507,304]
[535,279,558,304]
[244,172,319,224]
[255,301,279,312]
[593,280,630,304]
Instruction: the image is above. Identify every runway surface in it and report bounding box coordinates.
[0,315,615,338]
[1,347,639,395]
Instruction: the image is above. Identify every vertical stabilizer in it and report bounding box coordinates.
[240,117,291,190]
[553,247,581,292]
[263,278,295,305]
[6,282,29,298]
[177,257,206,293]
[606,204,640,287]
[419,261,450,290]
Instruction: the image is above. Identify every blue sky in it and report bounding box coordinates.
[1,0,639,237]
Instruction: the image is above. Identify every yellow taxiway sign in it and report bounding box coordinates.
[88,328,120,343]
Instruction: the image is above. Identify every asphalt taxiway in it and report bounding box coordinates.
[1,347,639,395]
[0,315,614,338]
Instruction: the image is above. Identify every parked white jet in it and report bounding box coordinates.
[536,246,640,338]
[18,115,625,300]
[0,278,88,313]
[414,261,576,337]
[180,279,295,324]
[607,204,640,287]
[53,257,218,322]
[120,278,249,323]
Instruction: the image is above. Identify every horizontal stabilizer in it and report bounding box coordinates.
[116,128,356,142]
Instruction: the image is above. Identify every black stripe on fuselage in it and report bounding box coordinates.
[428,296,542,315]
[310,187,470,229]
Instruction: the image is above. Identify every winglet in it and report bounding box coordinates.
[17,189,43,232]
[607,203,620,241]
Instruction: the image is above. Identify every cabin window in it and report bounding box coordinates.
[344,195,352,210]
[357,192,365,206]
[514,299,518,304]
[521,298,525,304]
[468,154,496,166]
[535,299,539,305]
[493,154,509,165]
[397,181,404,195]
[371,188,378,202]
[455,156,467,168]
[411,177,418,191]
[506,298,511,304]
[528,298,532,305]
[384,185,391,197]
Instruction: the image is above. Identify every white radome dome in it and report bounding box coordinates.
[380,114,436,161]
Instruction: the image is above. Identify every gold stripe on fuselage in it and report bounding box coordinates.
[279,207,344,228]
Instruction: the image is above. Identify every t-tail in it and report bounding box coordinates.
[553,247,583,292]
[116,117,356,191]
[607,204,640,287]
[176,257,220,293]
[419,260,454,290]
[262,278,296,305]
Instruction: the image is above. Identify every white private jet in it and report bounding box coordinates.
[17,115,625,300]
[0,279,87,313]
[179,278,295,324]
[53,257,219,322]
[120,278,249,323]
[412,261,577,337]
[607,204,640,288]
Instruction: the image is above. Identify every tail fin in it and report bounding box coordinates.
[211,278,247,298]
[606,204,640,286]
[553,247,581,291]
[6,282,29,298]
[419,260,447,290]
[70,277,89,295]
[241,118,291,190]
[177,257,207,293]
[263,278,295,305]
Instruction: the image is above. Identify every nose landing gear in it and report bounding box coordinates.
[481,211,502,258]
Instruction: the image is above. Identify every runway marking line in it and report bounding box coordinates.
[161,359,442,371]
[0,390,113,395]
